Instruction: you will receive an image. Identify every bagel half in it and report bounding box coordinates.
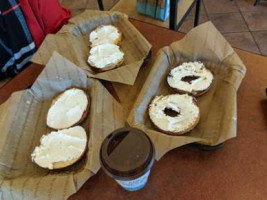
[31,126,87,170]
[167,62,213,97]
[47,88,90,130]
[88,43,124,72]
[148,94,200,135]
[89,25,122,47]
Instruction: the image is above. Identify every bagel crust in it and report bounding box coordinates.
[31,126,87,170]
[149,94,200,135]
[167,61,213,96]
[88,43,124,72]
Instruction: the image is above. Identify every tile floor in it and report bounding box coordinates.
[60,0,118,16]
[180,0,267,56]
[110,0,267,56]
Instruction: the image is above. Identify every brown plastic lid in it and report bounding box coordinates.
[100,127,155,180]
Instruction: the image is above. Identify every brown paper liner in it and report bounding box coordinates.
[32,10,152,85]
[0,52,125,200]
[124,22,246,160]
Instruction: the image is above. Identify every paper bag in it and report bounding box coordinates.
[0,52,124,200]
[127,22,246,160]
[32,10,152,85]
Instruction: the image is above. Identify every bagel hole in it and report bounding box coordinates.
[164,108,180,117]
[182,76,200,83]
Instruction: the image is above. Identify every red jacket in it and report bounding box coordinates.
[19,0,71,47]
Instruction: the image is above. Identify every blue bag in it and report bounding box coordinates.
[136,0,176,21]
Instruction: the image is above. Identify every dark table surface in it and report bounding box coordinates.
[1,19,267,200]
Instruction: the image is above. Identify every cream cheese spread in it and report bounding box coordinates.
[31,126,87,169]
[47,88,88,129]
[149,94,199,133]
[88,43,124,69]
[89,25,121,47]
[167,62,213,93]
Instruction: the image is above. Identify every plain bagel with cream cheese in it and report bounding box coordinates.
[31,126,87,169]
[149,94,200,135]
[47,88,90,130]
[89,25,122,47]
[88,43,124,72]
[167,61,213,96]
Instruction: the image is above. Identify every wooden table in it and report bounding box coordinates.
[1,19,267,200]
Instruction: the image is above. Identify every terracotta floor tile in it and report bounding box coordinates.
[252,31,267,56]
[224,32,260,54]
[209,12,249,33]
[179,15,209,33]
[203,0,239,14]
[61,0,118,14]
[242,12,267,31]
[61,0,88,10]
[189,1,208,17]
[86,0,99,9]
[102,0,119,8]
[237,0,267,12]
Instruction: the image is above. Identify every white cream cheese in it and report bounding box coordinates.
[31,126,87,169]
[47,88,88,130]
[88,43,124,69]
[149,94,199,133]
[167,62,213,93]
[89,25,120,47]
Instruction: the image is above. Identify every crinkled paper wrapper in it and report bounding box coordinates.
[0,52,124,200]
[32,10,152,85]
[127,22,247,160]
